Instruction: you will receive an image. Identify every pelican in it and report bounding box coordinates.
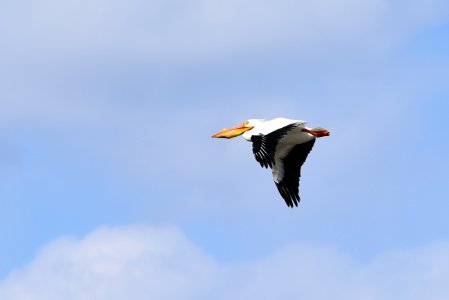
[212,118,329,207]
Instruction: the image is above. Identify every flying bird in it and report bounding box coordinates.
[212,118,329,207]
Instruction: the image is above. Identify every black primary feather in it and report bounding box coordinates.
[251,123,299,169]
[275,139,315,207]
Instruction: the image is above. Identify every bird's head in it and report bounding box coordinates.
[211,119,264,139]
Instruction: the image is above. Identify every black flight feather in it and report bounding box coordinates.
[275,139,315,207]
[251,123,299,169]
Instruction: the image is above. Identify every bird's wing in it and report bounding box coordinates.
[274,139,315,207]
[251,123,299,169]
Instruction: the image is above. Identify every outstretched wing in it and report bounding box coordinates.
[251,123,299,169]
[274,139,315,207]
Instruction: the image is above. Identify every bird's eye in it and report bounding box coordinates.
[244,121,249,126]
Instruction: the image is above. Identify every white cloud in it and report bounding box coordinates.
[0,226,222,300]
[1,225,449,300]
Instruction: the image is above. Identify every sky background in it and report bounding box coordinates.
[1,0,449,298]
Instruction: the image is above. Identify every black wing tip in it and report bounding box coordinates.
[288,196,300,208]
[284,196,300,208]
[255,157,273,169]
[275,182,300,208]
[256,161,269,168]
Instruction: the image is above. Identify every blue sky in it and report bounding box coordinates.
[1,0,449,298]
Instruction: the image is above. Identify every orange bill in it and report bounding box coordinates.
[211,123,254,139]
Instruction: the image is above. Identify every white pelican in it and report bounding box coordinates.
[212,118,329,207]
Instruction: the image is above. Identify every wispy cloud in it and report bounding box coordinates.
[1,0,448,63]
[1,225,448,300]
